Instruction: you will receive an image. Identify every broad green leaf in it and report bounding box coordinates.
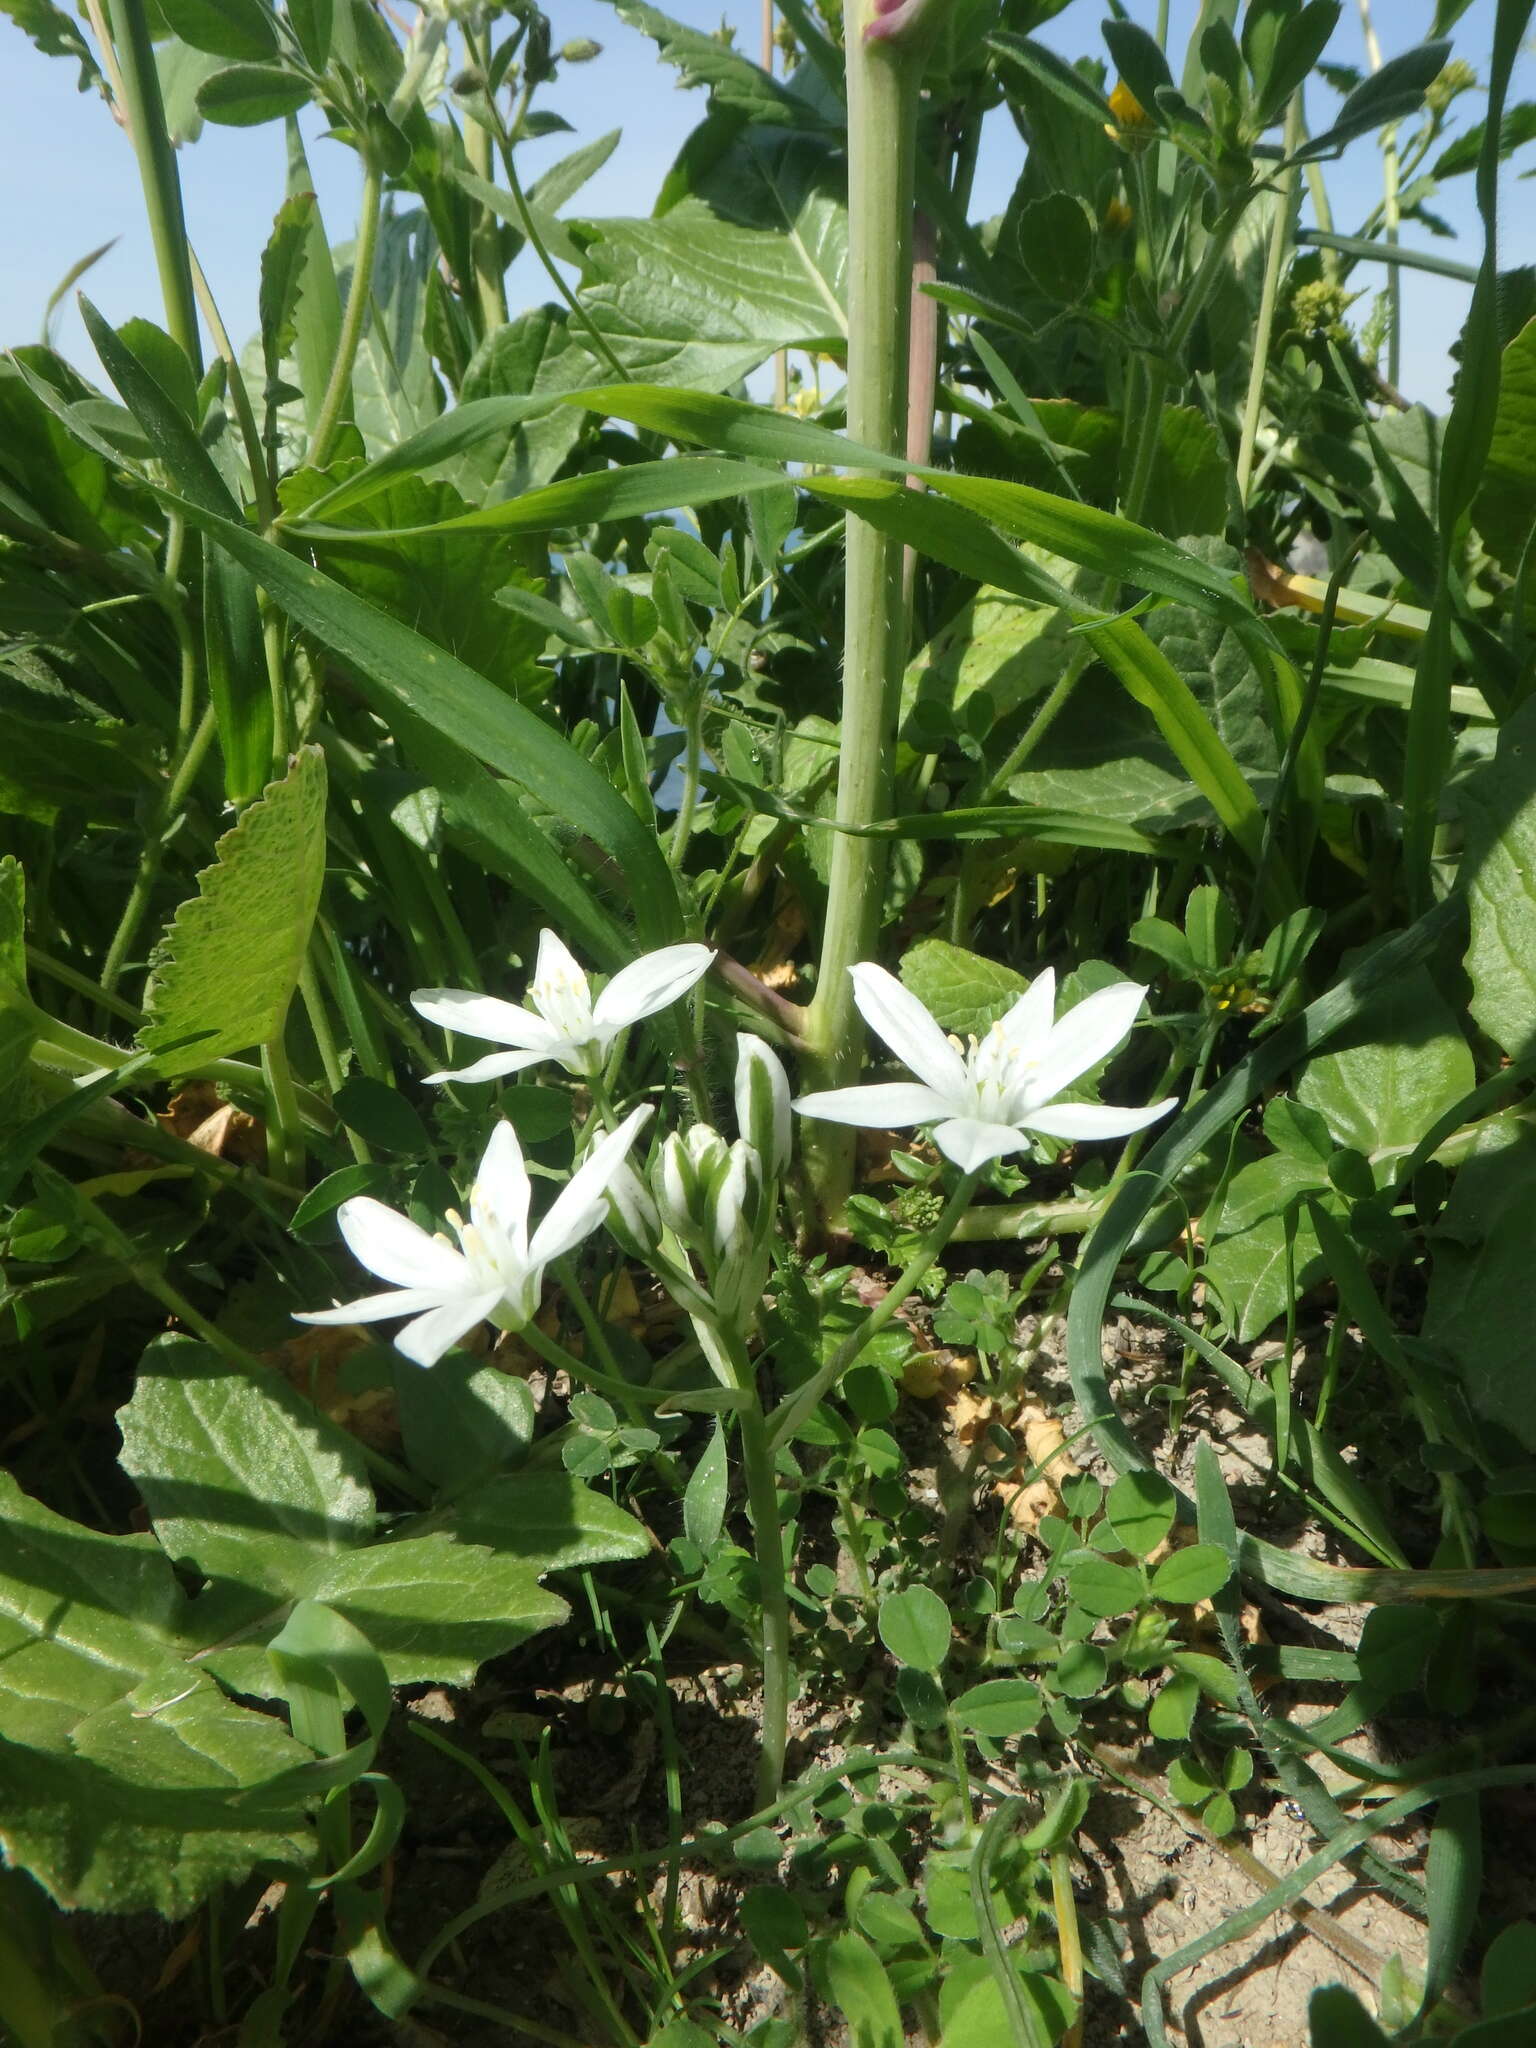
[1148,1670,1199,1741]
[683,1423,730,1551]
[442,1470,653,1571]
[902,585,1070,737]
[0,1470,311,1915]
[0,707,150,823]
[287,1539,567,1687]
[347,209,443,458]
[1105,1470,1178,1558]
[1296,965,1474,1165]
[988,30,1114,125]
[196,59,310,125]
[1484,1921,1536,2016]
[951,1678,1044,1737]
[151,487,683,958]
[117,1334,374,1597]
[900,939,1029,1038]
[117,1343,584,1689]
[1203,1151,1330,1341]
[1065,1557,1142,1618]
[281,467,547,697]
[1054,1640,1107,1696]
[454,308,596,501]
[1474,318,1536,573]
[285,122,346,439]
[1306,1988,1392,2048]
[1148,1544,1232,1605]
[568,198,845,390]
[817,1932,904,2048]
[139,746,327,1070]
[0,0,101,86]
[157,0,277,61]
[392,1354,535,1490]
[1425,1117,1536,1448]
[258,190,314,386]
[877,1586,952,1671]
[611,0,825,128]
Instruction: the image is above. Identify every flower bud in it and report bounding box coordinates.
[734,1033,791,1181]
[656,1131,696,1241]
[559,37,602,62]
[605,1159,660,1256]
[712,1139,755,1261]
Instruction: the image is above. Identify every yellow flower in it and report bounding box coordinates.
[1108,79,1151,130]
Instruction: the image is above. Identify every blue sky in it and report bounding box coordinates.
[1,1,1527,407]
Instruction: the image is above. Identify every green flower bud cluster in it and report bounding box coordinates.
[1426,59,1477,115]
[606,1035,791,1342]
[1290,278,1358,342]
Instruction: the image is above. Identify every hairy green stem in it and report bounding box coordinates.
[102,0,201,372]
[462,95,510,337]
[99,702,217,1002]
[1235,98,1304,508]
[801,7,921,1220]
[261,1021,304,1186]
[1355,0,1401,387]
[668,691,706,872]
[309,154,381,471]
[739,1403,793,1804]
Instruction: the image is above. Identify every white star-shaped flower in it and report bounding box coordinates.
[412,930,714,1085]
[794,964,1176,1173]
[294,1107,650,1366]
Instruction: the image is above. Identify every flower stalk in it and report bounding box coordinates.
[800,0,923,1223]
[102,0,202,373]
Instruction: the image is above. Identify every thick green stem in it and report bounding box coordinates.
[309,155,382,471]
[739,1404,793,1804]
[1356,0,1401,387]
[801,8,921,1220]
[102,0,201,372]
[461,31,510,337]
[668,691,706,872]
[1235,99,1304,509]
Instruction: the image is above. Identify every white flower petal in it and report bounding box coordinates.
[533,929,589,997]
[294,1287,446,1327]
[592,942,714,1035]
[793,1082,951,1129]
[531,1103,653,1264]
[931,1116,1029,1172]
[1029,981,1149,1104]
[1018,1096,1177,1143]
[410,989,561,1052]
[394,1290,502,1368]
[994,967,1056,1060]
[337,1198,466,1291]
[472,1120,531,1263]
[849,964,968,1099]
[423,1049,550,1087]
